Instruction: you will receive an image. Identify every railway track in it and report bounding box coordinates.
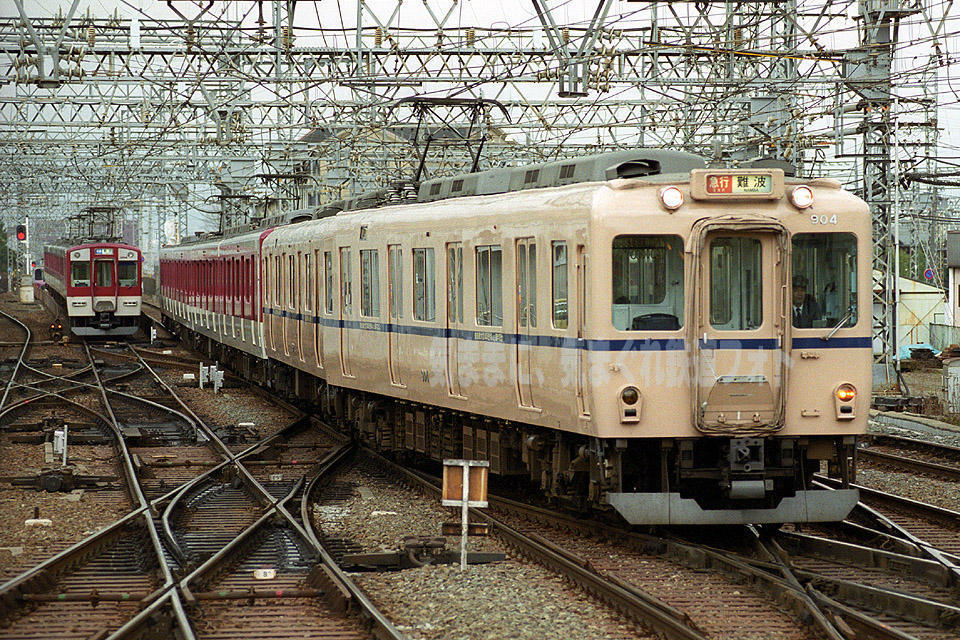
[0,341,189,639]
[345,443,960,640]
[1,341,404,640]
[859,433,960,482]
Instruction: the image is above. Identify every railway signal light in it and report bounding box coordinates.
[15,224,26,243]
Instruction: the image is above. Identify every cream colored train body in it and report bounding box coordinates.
[159,151,870,525]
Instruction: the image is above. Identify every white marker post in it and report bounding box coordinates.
[441,459,489,571]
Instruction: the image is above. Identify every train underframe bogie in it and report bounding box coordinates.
[171,322,858,526]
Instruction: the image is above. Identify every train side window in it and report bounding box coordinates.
[612,235,683,331]
[118,261,137,288]
[476,245,502,327]
[709,237,761,330]
[71,261,90,287]
[388,245,403,319]
[791,233,857,329]
[95,260,113,287]
[552,242,568,329]
[360,249,380,317]
[413,247,436,322]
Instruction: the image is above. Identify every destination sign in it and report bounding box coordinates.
[705,173,773,195]
[93,248,114,255]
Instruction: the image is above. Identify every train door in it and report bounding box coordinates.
[445,243,464,397]
[270,255,282,353]
[694,226,787,433]
[387,245,402,386]
[92,255,116,321]
[575,245,590,418]
[313,249,323,369]
[515,238,537,408]
[297,252,307,362]
[339,247,354,377]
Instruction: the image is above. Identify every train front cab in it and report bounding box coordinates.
[595,170,869,525]
[66,245,141,336]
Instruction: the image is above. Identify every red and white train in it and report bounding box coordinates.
[42,241,143,336]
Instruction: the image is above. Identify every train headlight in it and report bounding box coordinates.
[834,383,856,420]
[658,186,684,211]
[619,386,641,423]
[790,185,814,209]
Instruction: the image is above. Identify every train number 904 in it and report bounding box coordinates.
[811,214,838,225]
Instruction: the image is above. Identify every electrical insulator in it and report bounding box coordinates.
[87,26,95,46]
[375,27,383,47]
[466,27,475,47]
[282,26,292,49]
[562,27,569,44]
[185,26,194,52]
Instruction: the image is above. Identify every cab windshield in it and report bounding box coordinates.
[791,233,858,329]
[71,262,90,288]
[611,235,684,330]
[118,261,138,288]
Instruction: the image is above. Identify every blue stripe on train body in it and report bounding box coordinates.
[262,307,871,352]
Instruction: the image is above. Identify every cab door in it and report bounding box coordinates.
[515,238,538,408]
[92,254,117,317]
[693,224,788,434]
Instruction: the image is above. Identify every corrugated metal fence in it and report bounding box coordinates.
[929,323,960,351]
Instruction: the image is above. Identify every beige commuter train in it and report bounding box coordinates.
[159,150,870,525]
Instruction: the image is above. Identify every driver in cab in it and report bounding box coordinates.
[792,275,821,328]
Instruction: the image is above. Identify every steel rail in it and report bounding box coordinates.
[749,528,848,640]
[858,448,960,481]
[0,362,144,423]
[868,433,960,458]
[82,341,195,639]
[0,414,312,600]
[124,344,406,640]
[816,476,960,602]
[177,477,307,603]
[367,444,960,640]
[352,447,709,640]
[0,309,31,413]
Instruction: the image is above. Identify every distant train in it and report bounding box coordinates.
[159,150,870,525]
[42,240,142,336]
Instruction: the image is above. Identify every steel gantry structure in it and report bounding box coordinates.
[0,0,952,367]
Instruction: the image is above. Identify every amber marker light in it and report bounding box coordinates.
[836,384,856,402]
[790,185,814,209]
[658,186,684,210]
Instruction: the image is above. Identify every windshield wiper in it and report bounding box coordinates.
[822,308,854,342]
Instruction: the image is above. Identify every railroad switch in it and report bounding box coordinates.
[340,535,505,571]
